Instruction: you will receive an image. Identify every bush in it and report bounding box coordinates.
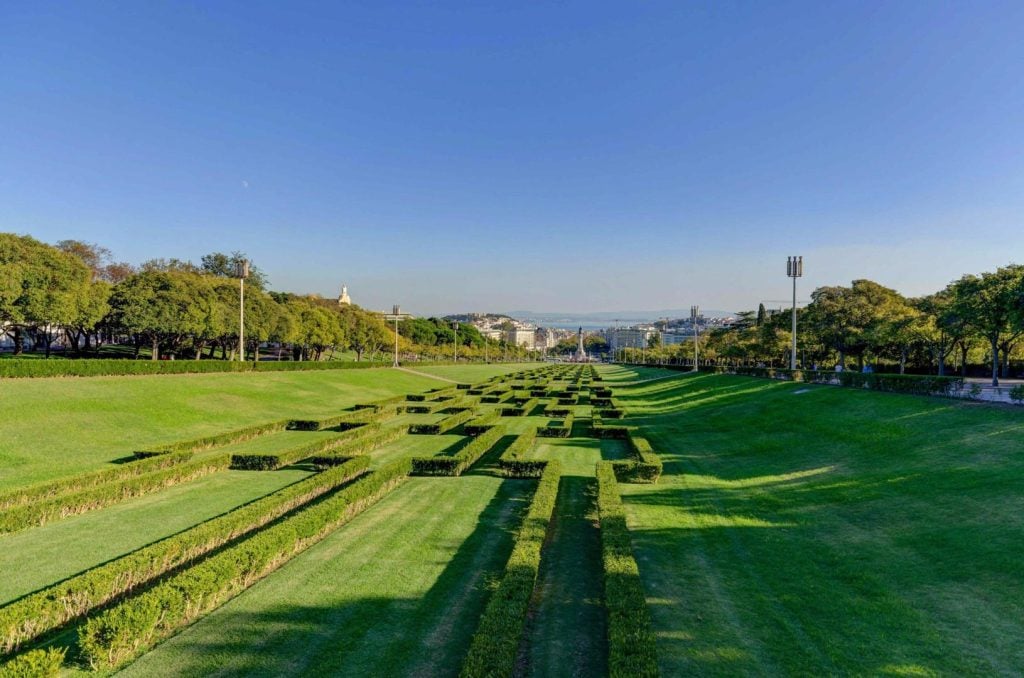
[599,408,625,419]
[610,433,662,483]
[409,408,477,435]
[464,410,500,435]
[0,358,389,379]
[497,429,541,477]
[306,426,408,469]
[481,390,514,404]
[537,411,574,438]
[0,454,230,533]
[230,423,383,470]
[543,404,573,417]
[593,424,629,439]
[460,460,561,678]
[501,397,539,417]
[0,457,370,656]
[410,425,506,476]
[1009,384,1024,404]
[0,648,66,677]
[286,404,398,431]
[0,452,194,511]
[77,459,412,671]
[134,420,290,457]
[596,462,659,677]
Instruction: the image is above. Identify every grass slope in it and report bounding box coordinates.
[0,468,310,604]
[113,475,533,678]
[0,369,439,491]
[412,363,543,382]
[617,372,1024,676]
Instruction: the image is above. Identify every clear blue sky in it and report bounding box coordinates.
[3,1,1022,316]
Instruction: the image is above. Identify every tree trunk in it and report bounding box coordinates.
[937,347,946,376]
[899,348,907,374]
[838,349,845,370]
[990,335,999,387]
[151,336,159,361]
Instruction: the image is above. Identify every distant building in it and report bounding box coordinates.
[338,284,351,305]
[604,326,655,350]
[504,326,536,350]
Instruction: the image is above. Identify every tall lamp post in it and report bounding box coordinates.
[691,305,700,372]
[381,305,411,368]
[452,321,459,363]
[787,256,803,370]
[235,259,250,362]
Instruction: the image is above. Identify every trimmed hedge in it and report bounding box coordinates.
[537,411,574,438]
[460,460,561,678]
[0,457,370,656]
[543,404,573,417]
[410,425,506,476]
[498,429,544,478]
[599,408,625,419]
[610,433,662,483]
[409,408,476,435]
[0,452,194,511]
[500,397,539,417]
[0,648,65,677]
[0,358,390,379]
[687,365,965,397]
[77,459,413,671]
[592,419,629,439]
[463,410,500,436]
[134,419,290,457]
[286,404,398,431]
[0,454,230,533]
[306,426,408,470]
[230,423,383,470]
[596,462,659,677]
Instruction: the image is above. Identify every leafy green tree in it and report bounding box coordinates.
[108,271,210,360]
[200,251,269,290]
[949,265,1024,385]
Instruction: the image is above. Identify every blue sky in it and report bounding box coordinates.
[2,1,1022,315]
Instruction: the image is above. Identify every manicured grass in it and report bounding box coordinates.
[0,468,310,604]
[0,369,440,491]
[615,372,1024,675]
[113,475,532,677]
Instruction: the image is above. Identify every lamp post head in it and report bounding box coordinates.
[787,255,803,278]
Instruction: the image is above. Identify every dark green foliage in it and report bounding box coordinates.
[287,402,400,431]
[596,462,659,677]
[598,408,625,419]
[304,426,408,469]
[592,423,629,439]
[0,457,370,656]
[135,419,290,456]
[610,433,662,483]
[557,396,579,405]
[409,408,475,435]
[500,397,539,417]
[0,359,389,380]
[77,459,412,671]
[0,647,66,677]
[463,410,500,435]
[410,425,506,476]
[481,390,514,404]
[460,460,560,678]
[537,412,575,438]
[498,429,540,477]
[692,365,966,397]
[0,454,230,533]
[230,424,381,470]
[543,404,573,417]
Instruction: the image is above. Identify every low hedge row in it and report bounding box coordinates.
[480,390,514,404]
[409,408,476,435]
[77,458,413,671]
[0,358,393,379]
[592,420,629,439]
[460,460,561,678]
[557,396,579,405]
[0,454,230,534]
[498,429,542,477]
[463,410,500,436]
[0,451,193,511]
[0,456,371,656]
[134,419,290,457]
[544,404,573,417]
[501,397,539,417]
[599,408,625,419]
[610,433,662,483]
[307,426,408,469]
[537,411,574,438]
[229,424,382,470]
[688,365,966,396]
[596,462,659,677]
[0,648,65,677]
[410,425,506,476]
[286,404,398,431]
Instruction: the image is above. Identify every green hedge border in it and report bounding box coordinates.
[410,425,506,476]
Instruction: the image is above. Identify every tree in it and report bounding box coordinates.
[756,303,766,327]
[647,332,662,350]
[200,251,269,290]
[949,265,1024,386]
[108,270,210,359]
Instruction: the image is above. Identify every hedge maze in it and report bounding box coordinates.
[0,362,667,677]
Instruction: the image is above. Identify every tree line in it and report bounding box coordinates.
[0,234,529,362]
[628,265,1024,386]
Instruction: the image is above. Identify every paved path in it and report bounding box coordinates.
[394,366,460,383]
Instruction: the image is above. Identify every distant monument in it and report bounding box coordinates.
[338,284,351,305]
[573,326,588,362]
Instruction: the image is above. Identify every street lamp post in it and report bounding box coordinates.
[787,256,803,370]
[235,259,250,362]
[453,321,459,363]
[381,305,411,368]
[691,305,700,372]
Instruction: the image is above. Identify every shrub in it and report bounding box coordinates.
[460,460,561,678]
[230,423,383,470]
[481,390,514,404]
[464,410,500,435]
[1008,384,1024,404]
[599,408,625,419]
[501,397,539,417]
[286,405,398,431]
[537,411,574,438]
[0,457,370,656]
[77,459,412,671]
[0,451,193,511]
[0,454,230,533]
[0,358,389,379]
[410,425,506,476]
[0,648,66,677]
[409,408,476,435]
[610,433,662,483]
[497,429,540,478]
[593,424,629,439]
[306,426,408,469]
[134,419,290,456]
[596,462,659,677]
[543,404,573,417]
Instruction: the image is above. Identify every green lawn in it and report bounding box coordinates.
[0,369,443,491]
[112,475,533,678]
[410,362,543,382]
[0,468,310,604]
[616,372,1024,676]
